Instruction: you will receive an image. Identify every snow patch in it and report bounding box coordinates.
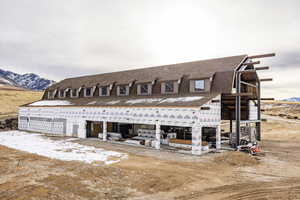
[0,131,127,164]
[126,98,163,104]
[30,100,73,106]
[87,101,97,105]
[106,100,121,105]
[125,97,203,105]
[160,96,203,103]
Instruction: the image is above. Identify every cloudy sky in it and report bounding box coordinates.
[0,0,299,99]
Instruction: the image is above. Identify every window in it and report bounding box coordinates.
[100,86,108,96]
[72,89,77,97]
[119,86,127,95]
[165,81,174,93]
[140,84,149,94]
[195,80,205,91]
[59,89,65,98]
[48,91,52,99]
[85,87,92,96]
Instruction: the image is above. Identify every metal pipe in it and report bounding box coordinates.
[256,81,261,141]
[240,81,257,88]
[235,72,241,147]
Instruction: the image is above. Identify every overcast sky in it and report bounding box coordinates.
[0,0,299,99]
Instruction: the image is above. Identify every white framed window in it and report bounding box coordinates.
[48,91,53,99]
[195,80,205,91]
[165,81,174,93]
[84,87,93,97]
[59,89,65,98]
[117,85,129,96]
[138,83,151,95]
[99,86,109,96]
[71,88,78,98]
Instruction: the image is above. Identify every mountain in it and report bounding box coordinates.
[283,97,300,102]
[0,69,55,90]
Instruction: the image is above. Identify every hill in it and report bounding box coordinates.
[0,69,55,90]
[283,97,300,102]
[0,89,43,119]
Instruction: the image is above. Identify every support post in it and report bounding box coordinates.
[192,125,202,155]
[230,119,232,133]
[155,121,161,150]
[235,72,241,147]
[256,81,261,141]
[216,125,221,150]
[103,121,107,141]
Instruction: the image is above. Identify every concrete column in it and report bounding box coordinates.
[216,125,221,150]
[155,121,161,150]
[192,125,202,155]
[78,120,87,138]
[103,121,107,141]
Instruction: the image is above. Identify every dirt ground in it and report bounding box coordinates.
[1,118,300,200]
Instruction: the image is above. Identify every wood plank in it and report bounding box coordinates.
[260,78,273,82]
[248,53,275,59]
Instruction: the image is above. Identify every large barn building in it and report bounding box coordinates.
[18,54,274,155]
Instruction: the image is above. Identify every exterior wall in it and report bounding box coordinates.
[18,96,221,154]
[249,101,258,120]
[18,108,67,136]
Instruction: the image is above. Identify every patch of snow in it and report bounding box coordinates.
[87,101,97,105]
[125,97,203,105]
[0,131,127,164]
[126,98,163,104]
[106,100,121,105]
[30,100,73,106]
[160,96,203,103]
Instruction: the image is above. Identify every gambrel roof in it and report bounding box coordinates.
[25,54,250,108]
[48,55,247,92]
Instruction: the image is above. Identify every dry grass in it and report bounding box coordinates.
[0,89,43,119]
[264,100,300,105]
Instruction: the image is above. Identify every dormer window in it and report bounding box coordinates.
[71,88,78,98]
[165,81,174,93]
[117,85,129,96]
[100,86,109,96]
[195,80,205,91]
[161,81,178,94]
[48,91,53,99]
[59,89,65,98]
[84,87,93,97]
[190,79,207,93]
[138,83,151,95]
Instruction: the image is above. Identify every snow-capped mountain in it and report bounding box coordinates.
[0,76,18,86]
[283,97,300,102]
[0,69,55,90]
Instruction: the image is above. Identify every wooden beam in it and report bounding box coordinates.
[260,78,273,82]
[242,61,260,65]
[261,98,275,101]
[240,81,257,88]
[248,53,275,59]
[255,66,270,70]
[200,106,210,110]
[224,92,253,96]
[239,70,256,74]
[227,106,247,109]
[211,99,220,103]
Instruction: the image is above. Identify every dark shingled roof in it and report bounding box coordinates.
[48,55,247,90]
[28,55,248,108]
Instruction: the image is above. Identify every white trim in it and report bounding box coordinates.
[99,86,110,96]
[84,87,93,97]
[71,88,79,98]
